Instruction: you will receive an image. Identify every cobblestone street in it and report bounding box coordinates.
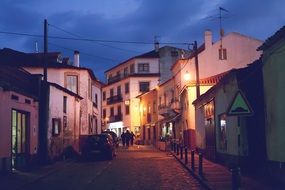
[0,145,204,190]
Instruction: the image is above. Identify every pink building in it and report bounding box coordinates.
[0,66,40,173]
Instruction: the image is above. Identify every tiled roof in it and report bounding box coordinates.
[104,49,159,73]
[192,59,262,105]
[0,65,40,99]
[48,82,83,100]
[257,25,285,51]
[0,48,100,83]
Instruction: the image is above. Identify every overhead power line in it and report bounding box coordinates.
[0,31,191,45]
[48,42,119,62]
[48,23,140,53]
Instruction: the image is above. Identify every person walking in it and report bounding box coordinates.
[130,131,135,146]
[125,130,131,147]
[121,131,126,147]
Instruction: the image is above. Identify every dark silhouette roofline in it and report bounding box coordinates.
[258,25,285,51]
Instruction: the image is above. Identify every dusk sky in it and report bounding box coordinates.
[0,0,284,81]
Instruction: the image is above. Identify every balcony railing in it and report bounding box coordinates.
[109,114,123,123]
[107,94,123,105]
[108,75,121,84]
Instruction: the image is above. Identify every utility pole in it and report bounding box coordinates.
[39,19,49,164]
[194,41,200,98]
[44,19,48,82]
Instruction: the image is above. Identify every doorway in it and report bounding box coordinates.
[11,109,29,170]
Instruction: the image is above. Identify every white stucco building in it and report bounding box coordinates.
[172,30,263,149]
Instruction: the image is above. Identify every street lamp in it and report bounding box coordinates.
[183,41,200,98]
[184,71,191,82]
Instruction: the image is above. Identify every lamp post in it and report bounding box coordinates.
[193,41,200,98]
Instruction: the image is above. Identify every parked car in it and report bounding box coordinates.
[81,134,115,160]
[101,130,119,148]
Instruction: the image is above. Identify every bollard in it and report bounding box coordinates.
[198,153,203,176]
[176,144,180,156]
[184,146,188,164]
[173,142,176,153]
[191,150,195,170]
[180,145,183,159]
[231,167,241,190]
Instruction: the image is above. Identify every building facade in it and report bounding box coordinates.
[0,48,102,160]
[172,30,263,149]
[258,26,285,182]
[102,50,160,137]
[193,62,267,171]
[0,66,40,173]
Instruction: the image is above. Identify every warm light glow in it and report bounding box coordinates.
[125,100,130,105]
[184,71,191,81]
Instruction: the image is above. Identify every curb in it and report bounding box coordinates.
[170,152,212,190]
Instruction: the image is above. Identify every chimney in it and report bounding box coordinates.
[204,30,212,49]
[73,50,80,67]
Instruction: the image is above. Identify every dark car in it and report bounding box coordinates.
[81,134,115,160]
[102,130,119,148]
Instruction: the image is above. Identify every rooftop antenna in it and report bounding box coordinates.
[219,7,229,50]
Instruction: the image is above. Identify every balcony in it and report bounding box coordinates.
[109,114,123,123]
[158,103,178,117]
[108,75,121,84]
[107,94,123,105]
[170,98,180,113]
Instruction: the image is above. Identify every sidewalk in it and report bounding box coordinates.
[169,148,280,190]
[0,160,74,190]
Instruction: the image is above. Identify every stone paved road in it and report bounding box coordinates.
[1,145,204,190]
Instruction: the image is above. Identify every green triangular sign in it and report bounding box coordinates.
[227,91,253,116]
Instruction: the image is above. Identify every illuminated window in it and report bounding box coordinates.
[218,113,227,151]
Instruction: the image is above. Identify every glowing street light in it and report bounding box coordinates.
[184,71,191,82]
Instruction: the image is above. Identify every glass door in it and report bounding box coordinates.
[11,110,29,170]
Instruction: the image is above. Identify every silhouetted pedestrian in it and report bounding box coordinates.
[130,131,135,146]
[125,130,131,147]
[121,132,126,147]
